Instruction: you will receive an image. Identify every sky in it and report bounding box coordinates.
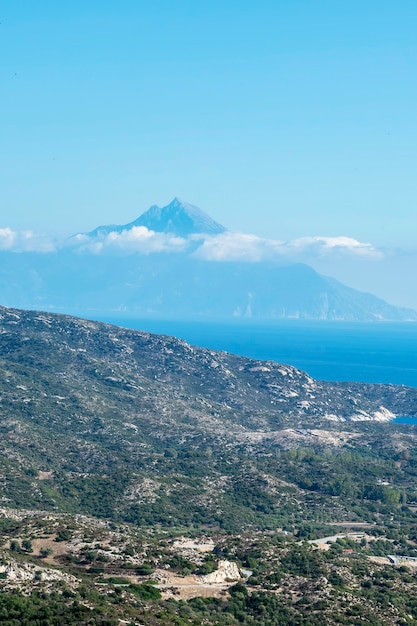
[1,1,417,307]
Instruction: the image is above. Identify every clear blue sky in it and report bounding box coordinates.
[1,1,417,309]
[2,1,416,243]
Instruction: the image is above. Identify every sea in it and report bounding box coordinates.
[87,315,417,389]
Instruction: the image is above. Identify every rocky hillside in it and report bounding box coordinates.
[2,306,417,626]
[0,306,416,437]
[0,305,416,529]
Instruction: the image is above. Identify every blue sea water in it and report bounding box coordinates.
[87,315,417,389]
[392,416,417,424]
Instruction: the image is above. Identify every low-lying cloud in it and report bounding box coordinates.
[0,224,384,263]
[193,232,382,263]
[70,226,188,255]
[284,236,383,260]
[192,232,283,262]
[0,228,56,253]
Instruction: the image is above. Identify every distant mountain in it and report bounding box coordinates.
[0,252,415,322]
[0,199,416,322]
[87,197,227,238]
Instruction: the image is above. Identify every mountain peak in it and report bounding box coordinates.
[171,196,186,206]
[85,199,227,239]
[130,198,227,237]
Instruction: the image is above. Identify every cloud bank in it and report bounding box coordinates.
[192,232,283,262]
[0,228,56,253]
[70,226,188,255]
[0,224,383,264]
[283,236,383,260]
[193,232,382,263]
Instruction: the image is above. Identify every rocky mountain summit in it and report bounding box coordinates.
[86,197,227,238]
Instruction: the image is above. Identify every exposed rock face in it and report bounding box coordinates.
[352,406,395,422]
[0,559,78,587]
[202,560,242,584]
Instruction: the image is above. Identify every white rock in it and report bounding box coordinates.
[202,560,242,584]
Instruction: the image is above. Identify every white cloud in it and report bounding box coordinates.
[61,225,385,263]
[0,228,15,250]
[193,231,382,262]
[285,236,383,259]
[193,232,284,262]
[0,228,56,253]
[71,226,189,255]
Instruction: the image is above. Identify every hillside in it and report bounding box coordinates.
[1,305,416,437]
[1,307,417,623]
[0,305,416,524]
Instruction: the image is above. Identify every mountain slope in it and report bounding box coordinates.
[86,197,227,238]
[0,251,415,321]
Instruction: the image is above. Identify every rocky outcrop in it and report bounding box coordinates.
[0,558,78,587]
[202,560,242,584]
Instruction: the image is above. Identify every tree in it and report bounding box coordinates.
[22,539,33,552]
[39,547,52,558]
